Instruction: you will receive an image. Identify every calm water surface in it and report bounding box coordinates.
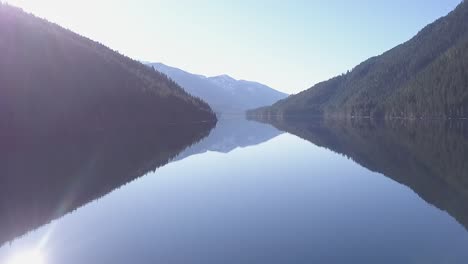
[1,117,468,263]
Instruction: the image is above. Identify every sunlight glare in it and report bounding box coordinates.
[7,250,45,264]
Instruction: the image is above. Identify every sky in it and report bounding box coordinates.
[4,0,463,94]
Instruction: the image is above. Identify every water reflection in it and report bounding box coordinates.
[6,249,45,264]
[1,117,468,263]
[0,120,214,246]
[174,116,283,160]
[251,116,468,229]
[0,115,282,248]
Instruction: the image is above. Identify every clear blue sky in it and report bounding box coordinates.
[6,0,463,93]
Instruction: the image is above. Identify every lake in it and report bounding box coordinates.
[1,116,468,263]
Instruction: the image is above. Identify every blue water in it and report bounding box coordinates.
[1,118,467,264]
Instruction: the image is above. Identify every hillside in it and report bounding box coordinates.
[150,63,287,114]
[249,1,468,119]
[0,3,216,134]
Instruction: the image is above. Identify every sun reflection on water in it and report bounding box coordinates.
[7,250,45,264]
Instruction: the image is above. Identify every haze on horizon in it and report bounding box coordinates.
[5,0,462,94]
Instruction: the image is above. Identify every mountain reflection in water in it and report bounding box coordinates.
[0,116,284,246]
[0,117,467,263]
[250,116,468,230]
[0,120,215,246]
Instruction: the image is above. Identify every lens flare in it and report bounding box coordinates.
[7,250,45,264]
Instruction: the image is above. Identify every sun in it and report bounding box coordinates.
[7,250,45,264]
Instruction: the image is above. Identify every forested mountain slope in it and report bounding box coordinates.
[249,1,468,119]
[0,3,216,135]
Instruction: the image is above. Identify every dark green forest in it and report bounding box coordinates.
[249,1,468,119]
[0,3,216,136]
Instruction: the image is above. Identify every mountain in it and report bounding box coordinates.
[249,117,468,230]
[0,3,216,135]
[249,1,468,119]
[206,75,288,110]
[149,63,288,114]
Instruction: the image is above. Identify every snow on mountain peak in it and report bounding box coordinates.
[207,74,238,91]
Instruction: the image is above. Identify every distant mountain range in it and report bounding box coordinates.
[149,63,288,114]
[249,1,468,119]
